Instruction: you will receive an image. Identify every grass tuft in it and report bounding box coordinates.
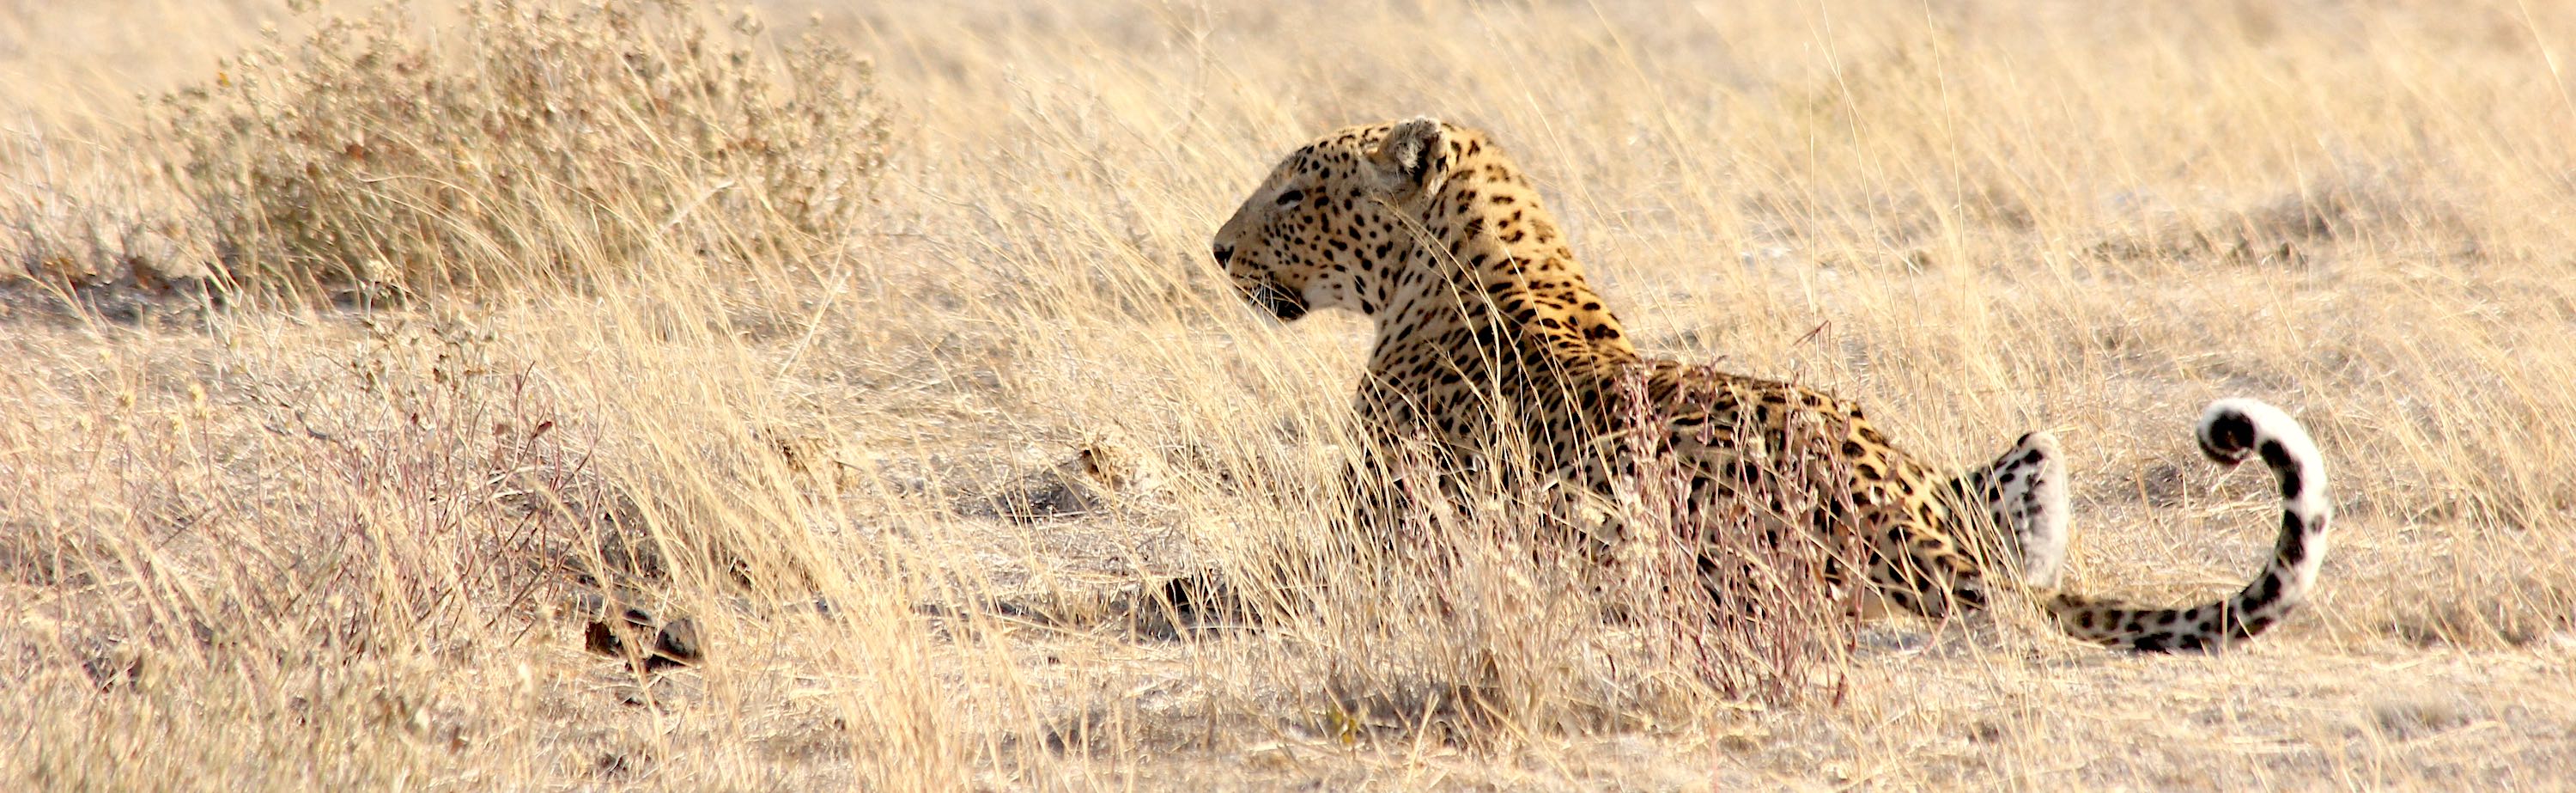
[155,0,888,302]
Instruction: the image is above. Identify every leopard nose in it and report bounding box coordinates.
[1212,244,1235,265]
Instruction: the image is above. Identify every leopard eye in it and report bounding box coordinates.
[1273,188,1305,208]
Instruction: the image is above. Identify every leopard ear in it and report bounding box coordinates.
[1367,117,1450,201]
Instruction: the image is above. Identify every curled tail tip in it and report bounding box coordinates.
[2014,429,2061,455]
[2196,398,2319,467]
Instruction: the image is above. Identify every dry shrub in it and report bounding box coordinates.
[0,131,211,295]
[1599,365,1857,708]
[1285,438,1648,741]
[157,0,888,302]
[0,310,845,789]
[0,314,585,678]
[1256,366,1857,744]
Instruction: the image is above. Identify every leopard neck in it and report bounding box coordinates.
[1366,168,1640,381]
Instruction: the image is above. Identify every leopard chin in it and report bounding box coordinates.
[1246,280,1308,321]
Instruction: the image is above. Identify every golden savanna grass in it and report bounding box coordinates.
[4,0,2575,789]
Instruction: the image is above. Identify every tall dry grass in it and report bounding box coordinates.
[4,0,2575,789]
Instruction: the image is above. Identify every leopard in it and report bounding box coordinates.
[1206,117,2332,652]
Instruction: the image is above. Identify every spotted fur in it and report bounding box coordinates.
[1210,118,2333,651]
